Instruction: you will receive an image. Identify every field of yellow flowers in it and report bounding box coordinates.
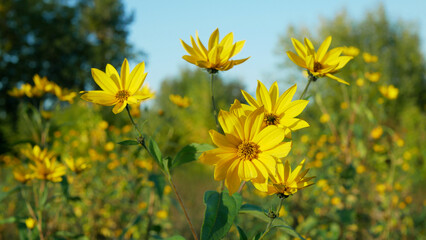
[0,26,425,240]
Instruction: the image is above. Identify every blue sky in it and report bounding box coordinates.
[124,0,426,93]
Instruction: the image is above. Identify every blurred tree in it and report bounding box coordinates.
[0,0,139,116]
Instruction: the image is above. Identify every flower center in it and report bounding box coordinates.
[314,62,322,72]
[115,90,130,102]
[264,113,280,126]
[237,142,260,161]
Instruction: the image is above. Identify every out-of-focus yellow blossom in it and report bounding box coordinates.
[373,144,385,153]
[356,165,366,174]
[356,78,364,87]
[98,120,109,130]
[7,87,26,97]
[74,207,83,217]
[158,109,164,116]
[180,28,249,72]
[405,196,413,204]
[328,135,336,143]
[341,46,360,57]
[54,85,77,103]
[392,195,399,206]
[331,197,341,206]
[402,163,410,171]
[340,102,348,109]
[199,107,292,195]
[370,126,383,139]
[379,85,399,100]
[30,157,66,182]
[138,202,147,210]
[21,145,55,163]
[169,94,190,108]
[315,152,325,161]
[394,183,402,191]
[279,206,287,217]
[156,210,168,219]
[362,52,378,63]
[287,36,353,85]
[129,85,156,117]
[65,157,89,174]
[81,58,150,114]
[301,135,309,143]
[376,184,386,193]
[403,151,412,160]
[262,159,315,196]
[319,113,330,123]
[365,72,381,82]
[25,217,36,229]
[393,134,404,147]
[13,166,33,183]
[107,160,120,170]
[104,142,115,152]
[164,185,172,195]
[122,125,132,134]
[399,202,407,209]
[377,97,384,104]
[241,82,309,137]
[135,159,153,171]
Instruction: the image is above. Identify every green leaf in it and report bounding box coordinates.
[200,190,242,240]
[0,217,16,224]
[118,212,145,240]
[273,225,305,239]
[0,186,20,202]
[145,135,163,169]
[117,140,139,145]
[236,225,248,240]
[171,143,215,170]
[149,174,166,200]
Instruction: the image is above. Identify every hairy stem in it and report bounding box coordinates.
[258,198,284,240]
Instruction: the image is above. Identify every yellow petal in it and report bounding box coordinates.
[214,157,238,181]
[269,82,279,108]
[121,59,130,90]
[238,160,257,181]
[196,31,209,57]
[291,38,307,58]
[280,100,309,118]
[263,141,292,158]
[225,160,241,195]
[275,84,297,113]
[180,39,198,57]
[325,73,350,85]
[210,129,238,148]
[241,90,260,108]
[208,28,219,51]
[106,64,122,89]
[286,51,307,69]
[81,91,117,106]
[256,81,272,112]
[316,36,332,62]
[91,68,118,94]
[112,101,127,114]
[128,62,147,94]
[253,126,285,151]
[304,38,315,57]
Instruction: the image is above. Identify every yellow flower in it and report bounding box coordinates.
[199,107,292,195]
[180,28,250,72]
[365,72,381,82]
[341,46,360,57]
[41,110,53,119]
[54,85,77,103]
[356,165,366,174]
[65,157,89,174]
[25,217,36,229]
[319,113,330,123]
[261,159,315,196]
[81,58,149,114]
[156,210,168,219]
[21,145,55,163]
[356,78,365,87]
[30,157,66,182]
[7,87,25,97]
[340,102,349,109]
[104,142,115,152]
[287,36,353,85]
[362,52,378,63]
[169,94,191,108]
[241,81,309,137]
[13,166,33,183]
[379,85,399,100]
[370,126,383,139]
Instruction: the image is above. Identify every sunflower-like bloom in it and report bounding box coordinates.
[65,157,89,174]
[30,157,66,182]
[241,81,309,138]
[21,145,55,163]
[180,28,250,72]
[259,159,315,196]
[13,166,34,183]
[169,94,190,108]
[287,36,353,85]
[199,107,292,195]
[81,59,150,114]
[379,85,399,100]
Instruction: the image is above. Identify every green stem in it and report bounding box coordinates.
[299,72,316,100]
[258,198,285,240]
[126,105,142,136]
[210,73,221,133]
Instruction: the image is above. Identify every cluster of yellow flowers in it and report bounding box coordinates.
[8,74,77,103]
[169,94,191,108]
